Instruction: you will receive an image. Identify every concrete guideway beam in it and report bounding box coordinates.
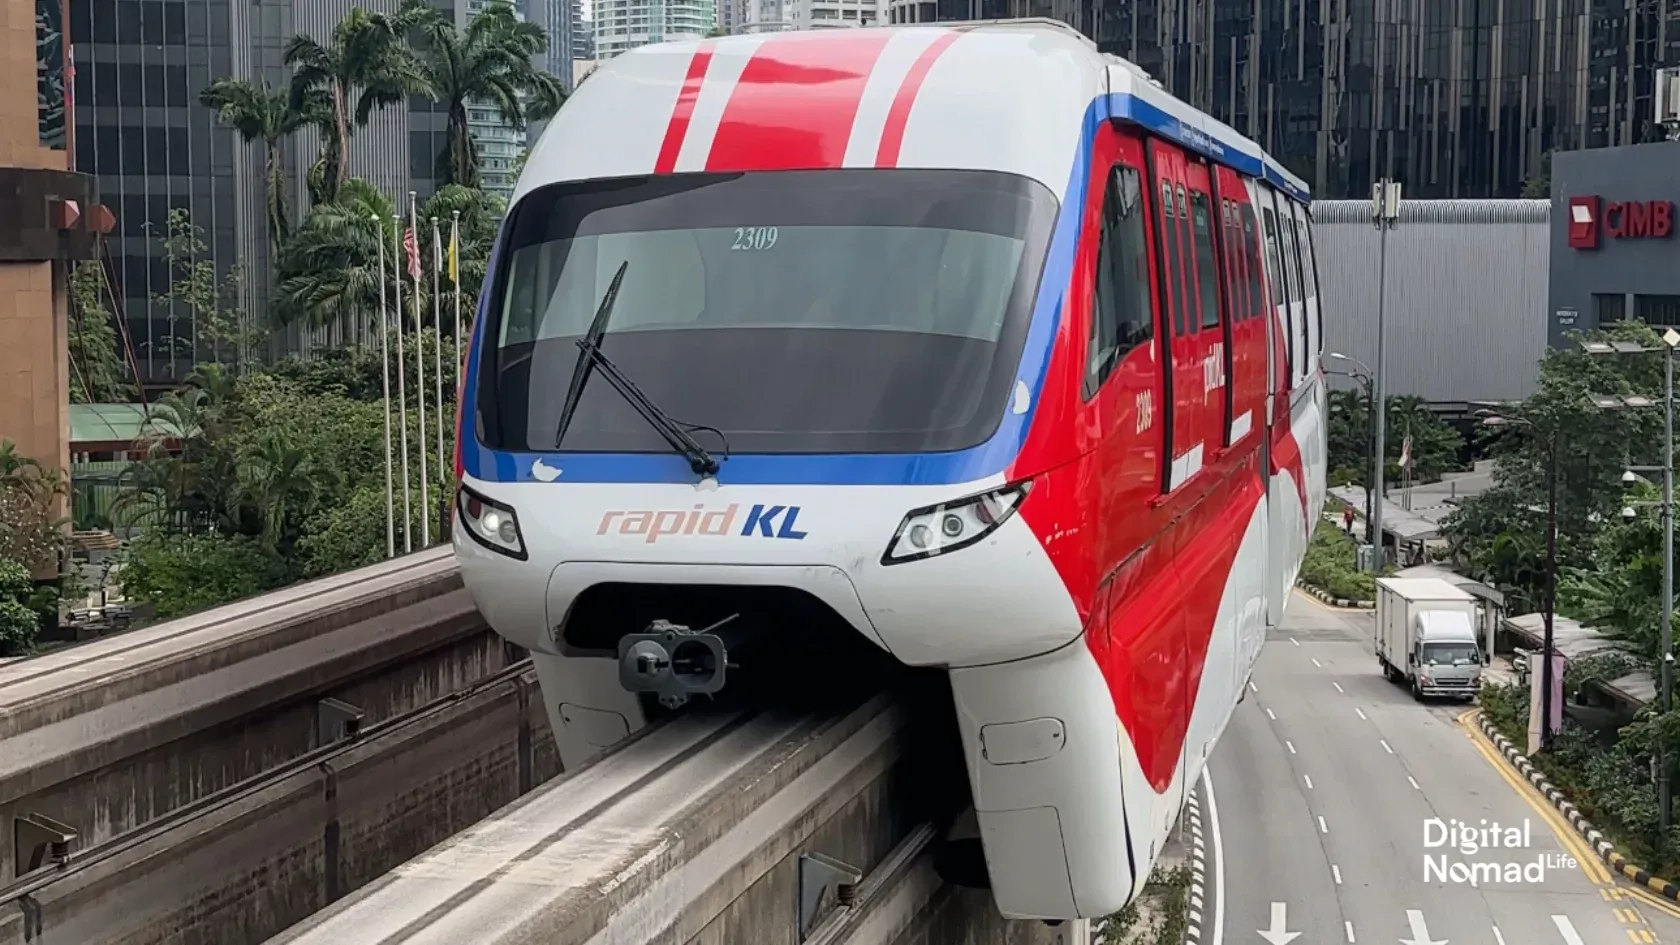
[269,693,941,945]
[0,547,495,881]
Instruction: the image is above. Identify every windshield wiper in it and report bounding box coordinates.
[551,261,721,478]
[553,260,629,451]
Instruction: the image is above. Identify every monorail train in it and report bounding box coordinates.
[451,18,1327,921]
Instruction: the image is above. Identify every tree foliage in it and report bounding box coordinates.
[1326,388,1464,488]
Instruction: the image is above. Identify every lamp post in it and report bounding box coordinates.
[1370,180,1402,573]
[1582,331,1680,834]
[1330,352,1376,556]
[1481,412,1560,751]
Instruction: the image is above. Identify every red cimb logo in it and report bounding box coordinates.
[1568,196,1599,249]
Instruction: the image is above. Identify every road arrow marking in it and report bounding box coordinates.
[1398,909,1446,945]
[1258,902,1301,945]
[1551,915,1584,945]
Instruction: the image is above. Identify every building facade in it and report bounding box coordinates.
[593,0,715,59]
[889,0,1680,204]
[742,0,886,29]
[67,0,557,387]
[1315,199,1551,405]
[1547,138,1680,346]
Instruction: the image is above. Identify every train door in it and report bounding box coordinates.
[1279,201,1310,389]
[1254,183,1301,630]
[1146,140,1209,493]
[1180,159,1230,452]
[1082,126,1165,584]
[1213,167,1265,448]
[1256,189,1293,408]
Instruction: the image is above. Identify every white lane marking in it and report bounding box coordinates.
[1407,775,1420,790]
[1311,658,1323,668]
[1331,864,1342,884]
[1344,920,1355,942]
[1318,815,1328,834]
[1290,638,1300,647]
[1333,682,1344,693]
[1286,740,1297,754]
[1249,681,1258,693]
[1354,707,1367,720]
[1266,708,1277,720]
[1204,767,1227,945]
[1380,739,1394,754]
[1492,926,1506,945]
[1551,915,1584,945]
[1303,775,1313,790]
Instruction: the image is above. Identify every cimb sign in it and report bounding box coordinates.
[1567,196,1674,249]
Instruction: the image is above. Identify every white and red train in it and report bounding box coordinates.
[451,18,1327,922]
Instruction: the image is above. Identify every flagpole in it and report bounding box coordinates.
[450,209,462,379]
[410,192,430,548]
[392,214,413,554]
[375,213,394,560]
[431,215,445,474]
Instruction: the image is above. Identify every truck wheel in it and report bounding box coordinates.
[1411,679,1422,700]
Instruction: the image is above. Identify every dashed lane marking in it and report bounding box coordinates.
[1354,707,1367,720]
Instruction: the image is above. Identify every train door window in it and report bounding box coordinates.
[1301,205,1324,356]
[1260,203,1292,379]
[1156,179,1184,337]
[1222,199,1250,324]
[1188,191,1220,331]
[1175,185,1194,334]
[1278,207,1306,381]
[1086,164,1154,397]
[1240,205,1263,321]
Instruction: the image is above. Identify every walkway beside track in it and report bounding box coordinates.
[0,547,497,883]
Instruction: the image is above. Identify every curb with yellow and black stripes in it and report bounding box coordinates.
[1475,710,1680,902]
[1294,578,1375,610]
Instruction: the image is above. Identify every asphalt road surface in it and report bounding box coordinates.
[1202,589,1680,945]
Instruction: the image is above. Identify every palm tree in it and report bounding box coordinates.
[418,184,503,322]
[284,2,432,203]
[413,2,566,188]
[239,430,338,548]
[198,78,328,257]
[272,178,401,330]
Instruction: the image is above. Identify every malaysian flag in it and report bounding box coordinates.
[403,225,422,281]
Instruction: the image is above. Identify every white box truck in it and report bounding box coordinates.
[1375,577,1487,700]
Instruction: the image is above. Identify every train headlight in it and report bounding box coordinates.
[880,481,1031,566]
[456,483,528,560]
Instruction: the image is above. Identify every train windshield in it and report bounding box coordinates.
[477,169,1058,455]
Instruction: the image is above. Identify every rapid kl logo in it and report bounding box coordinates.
[597,504,808,544]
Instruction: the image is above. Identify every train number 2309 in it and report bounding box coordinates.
[731,227,779,251]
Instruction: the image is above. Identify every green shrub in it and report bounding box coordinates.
[0,557,37,656]
[120,532,288,620]
[1299,519,1376,601]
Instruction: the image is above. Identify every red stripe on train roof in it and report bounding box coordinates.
[874,31,959,166]
[704,32,896,172]
[655,42,716,174]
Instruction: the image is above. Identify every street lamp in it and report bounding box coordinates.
[1581,329,1680,834]
[1370,182,1402,574]
[1481,411,1561,751]
[1330,352,1377,560]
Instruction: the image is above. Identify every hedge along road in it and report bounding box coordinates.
[1209,589,1676,945]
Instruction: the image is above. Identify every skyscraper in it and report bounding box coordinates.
[888,0,1680,201]
[70,0,562,384]
[593,0,714,60]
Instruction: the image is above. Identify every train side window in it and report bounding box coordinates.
[1085,164,1154,399]
[1260,205,1292,378]
[1156,179,1186,337]
[1240,205,1263,320]
[1188,191,1220,330]
[1304,210,1324,355]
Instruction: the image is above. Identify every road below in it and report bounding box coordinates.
[1205,588,1680,945]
